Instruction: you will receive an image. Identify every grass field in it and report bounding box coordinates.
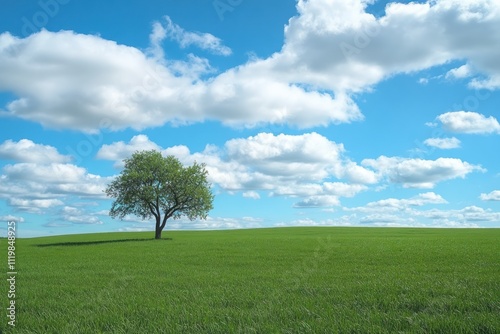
[2,227,499,333]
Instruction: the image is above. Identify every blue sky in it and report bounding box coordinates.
[1,0,499,237]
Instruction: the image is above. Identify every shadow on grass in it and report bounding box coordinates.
[36,238,173,247]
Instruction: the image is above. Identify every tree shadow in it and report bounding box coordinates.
[36,237,172,247]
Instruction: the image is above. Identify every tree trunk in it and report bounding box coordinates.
[155,216,162,239]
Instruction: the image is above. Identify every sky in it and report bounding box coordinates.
[0,0,499,237]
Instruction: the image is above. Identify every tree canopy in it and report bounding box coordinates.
[105,150,214,239]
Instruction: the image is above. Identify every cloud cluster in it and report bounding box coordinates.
[0,139,71,163]
[414,206,500,224]
[0,135,494,230]
[97,134,161,167]
[437,111,500,134]
[344,192,498,227]
[97,132,486,207]
[424,137,461,149]
[2,0,499,132]
[0,215,25,223]
[362,156,484,188]
[59,206,104,225]
[270,0,500,92]
[0,140,111,215]
[351,192,449,212]
[98,133,375,208]
[480,190,500,201]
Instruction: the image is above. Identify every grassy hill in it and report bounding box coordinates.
[2,227,499,333]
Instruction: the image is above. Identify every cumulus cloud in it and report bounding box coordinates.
[60,206,104,225]
[0,215,25,223]
[96,135,162,167]
[276,217,354,227]
[243,191,260,199]
[347,192,448,213]
[3,0,499,132]
[437,111,500,134]
[360,213,409,224]
[416,206,500,223]
[0,29,361,131]
[98,132,374,207]
[2,163,111,200]
[424,137,461,149]
[362,156,484,188]
[446,64,472,80]
[0,152,112,214]
[166,216,257,230]
[480,190,500,201]
[344,193,497,227]
[8,198,64,213]
[0,139,71,163]
[270,0,500,93]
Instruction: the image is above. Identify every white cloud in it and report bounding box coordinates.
[8,198,64,212]
[166,216,248,230]
[437,111,500,134]
[1,1,500,132]
[96,135,161,167]
[446,64,472,79]
[360,213,406,224]
[416,206,500,223]
[480,190,500,201]
[59,206,104,225]
[344,193,498,227]
[377,192,448,208]
[294,196,341,208]
[277,217,354,227]
[271,0,500,94]
[424,137,461,149]
[98,133,373,208]
[347,192,448,213]
[224,132,345,180]
[243,191,260,199]
[0,215,25,223]
[148,21,167,59]
[147,17,222,79]
[0,29,362,131]
[0,158,112,214]
[0,139,71,163]
[4,163,88,184]
[362,156,484,188]
[457,206,500,222]
[160,16,232,56]
[118,226,152,233]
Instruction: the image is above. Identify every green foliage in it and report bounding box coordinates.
[2,228,499,333]
[105,150,213,238]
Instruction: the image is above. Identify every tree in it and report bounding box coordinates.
[105,150,214,239]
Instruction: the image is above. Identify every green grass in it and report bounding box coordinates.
[2,227,499,333]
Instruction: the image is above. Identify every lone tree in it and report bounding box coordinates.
[105,150,214,239]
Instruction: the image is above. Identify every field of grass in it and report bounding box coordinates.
[2,227,499,333]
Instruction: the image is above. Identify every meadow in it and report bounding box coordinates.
[1,227,499,333]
